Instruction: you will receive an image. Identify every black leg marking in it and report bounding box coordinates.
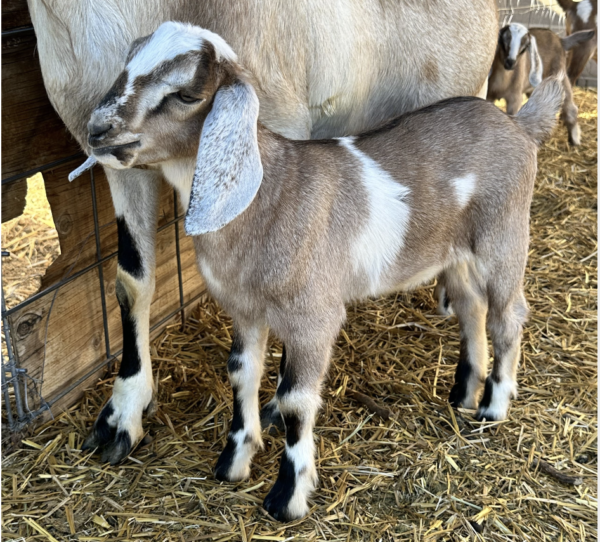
[118,305,141,379]
[448,338,471,408]
[230,388,244,433]
[101,430,132,465]
[214,436,236,481]
[227,335,244,373]
[82,401,115,451]
[263,450,297,522]
[260,402,285,432]
[477,378,494,411]
[117,217,143,279]
[283,413,301,447]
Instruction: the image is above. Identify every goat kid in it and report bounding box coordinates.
[488,23,595,145]
[81,22,563,521]
[557,0,598,84]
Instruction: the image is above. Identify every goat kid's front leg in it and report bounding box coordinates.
[82,169,160,464]
[215,323,268,482]
[263,340,329,522]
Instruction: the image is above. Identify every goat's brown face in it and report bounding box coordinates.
[499,24,530,70]
[87,22,235,169]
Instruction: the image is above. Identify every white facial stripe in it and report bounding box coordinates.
[122,22,238,105]
[339,137,411,295]
[127,22,236,82]
[577,0,593,23]
[508,23,529,61]
[450,173,477,208]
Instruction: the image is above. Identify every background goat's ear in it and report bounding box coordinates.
[185,79,263,235]
[527,36,543,87]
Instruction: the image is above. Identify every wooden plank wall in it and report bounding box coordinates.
[2,1,206,422]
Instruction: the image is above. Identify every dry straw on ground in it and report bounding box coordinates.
[2,88,597,541]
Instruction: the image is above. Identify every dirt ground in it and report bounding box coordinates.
[1,89,597,541]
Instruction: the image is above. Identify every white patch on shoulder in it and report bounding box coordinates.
[338,137,410,295]
[508,23,529,62]
[450,173,477,208]
[160,159,195,213]
[577,0,593,23]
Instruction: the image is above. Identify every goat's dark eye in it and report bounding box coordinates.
[174,91,202,104]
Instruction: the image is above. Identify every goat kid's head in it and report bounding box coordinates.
[88,21,263,235]
[498,23,543,86]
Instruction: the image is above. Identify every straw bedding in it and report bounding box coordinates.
[2,88,597,542]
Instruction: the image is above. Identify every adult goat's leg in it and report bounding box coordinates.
[263,338,332,521]
[215,321,269,482]
[82,168,160,464]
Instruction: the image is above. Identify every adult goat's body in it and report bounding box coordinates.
[27,0,498,465]
[85,22,563,521]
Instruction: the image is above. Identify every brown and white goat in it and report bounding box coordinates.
[487,23,595,146]
[80,22,563,521]
[557,0,598,84]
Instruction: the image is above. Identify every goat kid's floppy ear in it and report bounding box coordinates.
[184,79,263,235]
[527,36,543,87]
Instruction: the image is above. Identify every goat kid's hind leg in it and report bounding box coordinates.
[445,263,489,410]
[561,78,581,146]
[215,323,269,482]
[260,345,286,432]
[263,339,331,521]
[82,169,160,464]
[477,291,528,421]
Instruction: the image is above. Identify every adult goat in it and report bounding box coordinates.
[27,0,498,465]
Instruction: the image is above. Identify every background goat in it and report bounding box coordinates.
[27,0,499,465]
[557,0,598,84]
[85,22,563,521]
[487,23,595,145]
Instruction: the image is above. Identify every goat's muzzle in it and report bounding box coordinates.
[504,58,516,70]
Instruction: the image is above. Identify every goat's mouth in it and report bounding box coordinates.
[92,141,141,168]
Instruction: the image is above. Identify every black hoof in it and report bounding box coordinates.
[448,383,466,408]
[100,431,132,465]
[260,402,285,432]
[81,401,115,451]
[263,485,295,522]
[263,450,299,521]
[214,437,236,482]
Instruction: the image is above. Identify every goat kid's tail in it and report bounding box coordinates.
[561,29,597,51]
[515,75,564,145]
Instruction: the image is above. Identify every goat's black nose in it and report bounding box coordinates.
[504,58,515,70]
[88,120,113,137]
